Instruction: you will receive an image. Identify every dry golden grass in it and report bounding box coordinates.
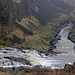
[16,18,29,30]
[30,15,40,27]
[0,71,12,75]
[0,45,4,47]
[25,34,40,40]
[6,26,24,39]
[0,65,75,75]
[12,26,24,39]
[16,15,40,32]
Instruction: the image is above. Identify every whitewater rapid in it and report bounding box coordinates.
[0,24,75,69]
[44,24,75,69]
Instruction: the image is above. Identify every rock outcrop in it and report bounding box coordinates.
[0,0,31,35]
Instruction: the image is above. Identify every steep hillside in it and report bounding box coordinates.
[0,0,75,51]
[0,0,31,36]
[31,0,74,25]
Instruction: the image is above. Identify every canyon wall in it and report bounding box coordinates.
[0,0,31,35]
[0,0,75,51]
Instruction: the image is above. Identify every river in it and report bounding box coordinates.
[44,24,75,69]
[0,24,75,69]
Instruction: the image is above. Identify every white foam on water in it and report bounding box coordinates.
[0,24,75,69]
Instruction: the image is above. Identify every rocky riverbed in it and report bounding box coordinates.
[0,24,75,69]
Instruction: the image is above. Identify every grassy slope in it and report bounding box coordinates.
[14,14,69,52]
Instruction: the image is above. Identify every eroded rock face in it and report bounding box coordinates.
[0,0,31,35]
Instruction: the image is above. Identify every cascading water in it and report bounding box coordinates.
[0,24,75,69]
[44,24,75,69]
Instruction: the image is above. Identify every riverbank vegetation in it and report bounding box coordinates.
[69,24,75,43]
[0,63,75,75]
[69,12,75,43]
